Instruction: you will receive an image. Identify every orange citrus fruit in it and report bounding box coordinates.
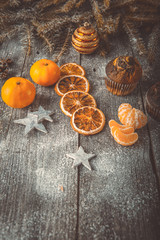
[113,127,138,146]
[109,119,134,135]
[60,90,97,117]
[1,77,36,108]
[134,109,148,129]
[60,63,85,77]
[110,125,134,136]
[109,119,134,130]
[118,103,132,124]
[55,75,90,96]
[70,106,105,135]
[30,59,60,86]
[118,103,147,129]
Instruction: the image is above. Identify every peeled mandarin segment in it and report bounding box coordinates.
[109,120,121,128]
[60,63,85,77]
[110,126,134,136]
[124,108,135,128]
[134,109,148,129]
[118,103,132,124]
[118,103,132,112]
[118,103,147,129]
[110,126,118,136]
[120,127,134,134]
[60,90,96,117]
[113,128,138,146]
[118,110,129,124]
[71,106,105,135]
[109,119,133,129]
[55,75,90,96]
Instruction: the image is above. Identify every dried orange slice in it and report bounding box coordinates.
[113,127,138,146]
[60,90,97,117]
[71,106,105,135]
[60,63,85,77]
[110,125,134,136]
[118,103,147,129]
[55,75,90,96]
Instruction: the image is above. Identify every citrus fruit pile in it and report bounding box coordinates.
[109,103,147,146]
[55,62,105,135]
[1,59,60,108]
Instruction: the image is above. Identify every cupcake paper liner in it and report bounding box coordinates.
[146,95,160,121]
[105,76,138,96]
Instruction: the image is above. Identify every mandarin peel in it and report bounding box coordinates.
[1,77,36,109]
[30,59,60,86]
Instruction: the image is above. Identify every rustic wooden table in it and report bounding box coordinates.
[0,30,160,240]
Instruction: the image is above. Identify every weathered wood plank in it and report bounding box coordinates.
[135,53,160,181]
[1,30,160,240]
[0,37,26,140]
[0,37,79,239]
[78,34,160,240]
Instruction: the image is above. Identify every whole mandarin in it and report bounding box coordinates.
[1,77,36,108]
[30,59,60,86]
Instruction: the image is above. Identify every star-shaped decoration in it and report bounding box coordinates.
[14,113,47,135]
[30,106,54,122]
[66,146,96,171]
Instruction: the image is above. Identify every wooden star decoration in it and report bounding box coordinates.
[30,106,54,122]
[66,146,96,171]
[14,113,47,135]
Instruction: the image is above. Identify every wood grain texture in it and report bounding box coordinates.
[78,34,160,240]
[136,55,160,181]
[0,37,25,141]
[0,37,79,240]
[0,30,160,240]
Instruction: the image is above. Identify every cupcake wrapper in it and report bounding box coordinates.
[105,77,138,96]
[146,96,160,121]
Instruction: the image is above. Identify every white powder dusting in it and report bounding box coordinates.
[36,134,75,151]
[0,140,8,153]
[0,212,58,240]
[34,153,75,199]
[35,166,65,197]
[80,146,159,221]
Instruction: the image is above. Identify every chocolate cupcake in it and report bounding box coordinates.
[105,56,142,96]
[146,82,160,121]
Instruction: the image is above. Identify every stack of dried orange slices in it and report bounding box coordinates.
[55,63,105,135]
[109,103,147,146]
